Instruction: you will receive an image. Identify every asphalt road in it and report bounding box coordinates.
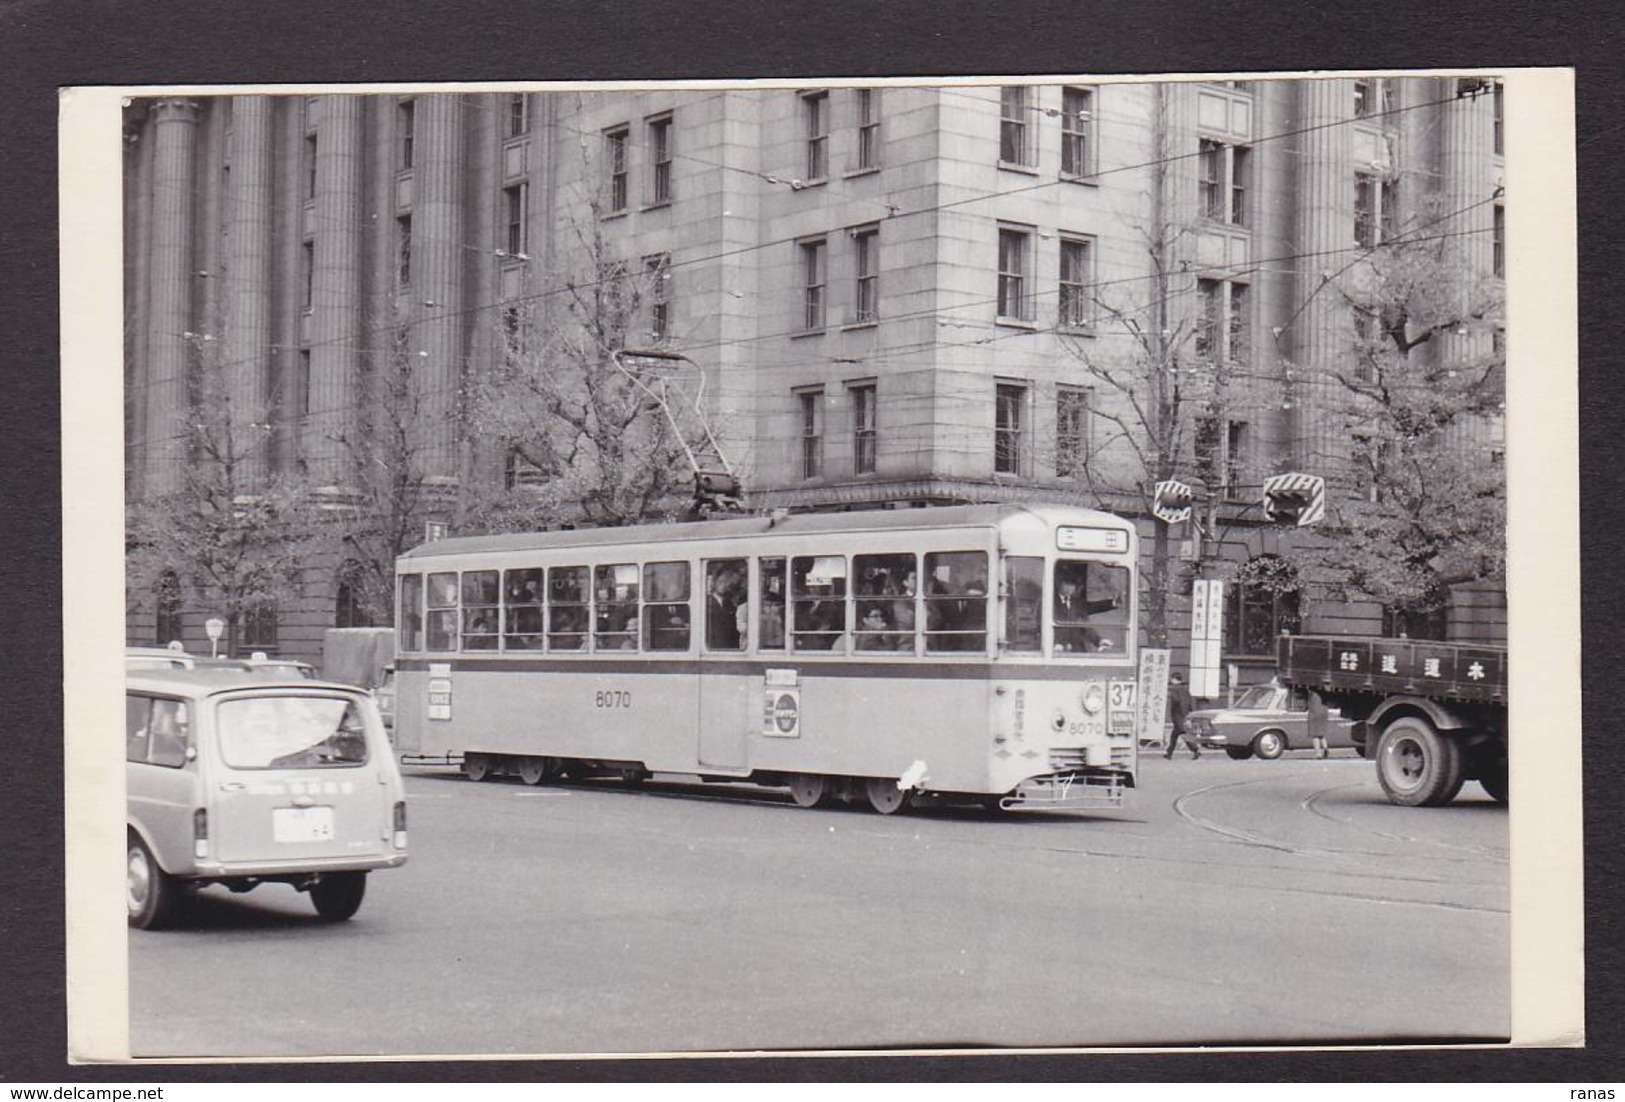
[128,752,1508,1058]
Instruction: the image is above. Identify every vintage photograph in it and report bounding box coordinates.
[73,71,1578,1059]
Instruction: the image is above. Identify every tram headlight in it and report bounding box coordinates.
[1080,684,1105,716]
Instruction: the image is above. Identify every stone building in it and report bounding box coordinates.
[123,77,1507,673]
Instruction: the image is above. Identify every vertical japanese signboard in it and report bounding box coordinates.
[1137,647,1172,748]
[1188,580,1225,699]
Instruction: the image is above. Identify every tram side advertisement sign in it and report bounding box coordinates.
[763,668,801,738]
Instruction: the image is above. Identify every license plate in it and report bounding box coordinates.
[273,806,335,843]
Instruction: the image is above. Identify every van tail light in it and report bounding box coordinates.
[392,801,408,849]
[193,808,209,859]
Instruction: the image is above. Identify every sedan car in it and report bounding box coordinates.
[1187,682,1358,760]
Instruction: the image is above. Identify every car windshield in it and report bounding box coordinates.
[216,694,371,769]
[1232,685,1281,710]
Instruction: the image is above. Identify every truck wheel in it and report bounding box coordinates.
[127,833,180,930]
[1224,747,1253,761]
[1376,718,1466,807]
[1478,761,1509,804]
[310,871,368,921]
[1252,731,1286,760]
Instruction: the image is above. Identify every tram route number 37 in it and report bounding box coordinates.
[1108,679,1137,733]
[595,690,632,708]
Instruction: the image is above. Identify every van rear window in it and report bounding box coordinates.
[216,696,371,770]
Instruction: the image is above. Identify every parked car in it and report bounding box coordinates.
[126,646,194,671]
[125,668,408,929]
[1187,682,1358,760]
[373,664,396,733]
[244,652,318,679]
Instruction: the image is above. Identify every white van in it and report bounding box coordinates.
[126,669,408,929]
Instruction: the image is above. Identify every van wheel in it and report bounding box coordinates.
[1224,747,1254,761]
[310,872,367,921]
[1253,731,1286,760]
[127,834,179,930]
[1376,718,1466,807]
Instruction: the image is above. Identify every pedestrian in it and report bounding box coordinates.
[1163,672,1199,759]
[1306,687,1330,759]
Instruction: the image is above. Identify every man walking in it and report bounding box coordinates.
[1164,672,1199,759]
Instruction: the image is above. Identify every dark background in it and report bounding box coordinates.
[3,0,1618,1084]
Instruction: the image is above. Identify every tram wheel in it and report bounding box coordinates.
[787,773,831,808]
[516,756,552,786]
[864,777,914,815]
[463,753,493,782]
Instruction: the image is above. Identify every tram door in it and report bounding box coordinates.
[697,557,751,770]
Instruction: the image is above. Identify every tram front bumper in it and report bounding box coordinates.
[999,771,1128,811]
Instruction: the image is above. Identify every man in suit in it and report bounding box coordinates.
[1164,672,1199,759]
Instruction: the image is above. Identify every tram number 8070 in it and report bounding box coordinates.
[595,690,632,709]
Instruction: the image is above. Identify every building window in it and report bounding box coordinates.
[999,86,1034,167]
[802,91,829,182]
[155,571,182,646]
[1493,204,1505,277]
[1353,307,1380,383]
[856,89,880,171]
[397,99,414,170]
[1494,81,1504,156]
[304,134,318,201]
[997,226,1033,322]
[799,389,824,479]
[853,225,879,324]
[1197,279,1249,363]
[1199,139,1250,225]
[995,382,1027,476]
[1354,78,1395,120]
[396,214,412,286]
[503,183,528,257]
[604,125,629,214]
[1355,172,1399,247]
[644,253,671,340]
[506,93,529,139]
[648,114,673,205]
[1061,87,1094,176]
[1058,236,1093,329]
[850,382,877,475]
[296,350,311,419]
[1383,603,1448,641]
[335,560,374,628]
[1055,386,1091,478]
[1195,416,1248,498]
[1226,556,1301,656]
[243,599,279,652]
[300,239,315,310]
[800,238,826,331]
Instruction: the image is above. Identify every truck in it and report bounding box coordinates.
[1276,633,1507,807]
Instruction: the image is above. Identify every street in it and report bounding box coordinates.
[128,752,1509,1058]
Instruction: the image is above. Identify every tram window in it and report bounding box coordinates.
[644,561,692,651]
[759,558,787,650]
[703,559,748,651]
[1054,560,1129,653]
[426,572,458,651]
[503,568,545,650]
[461,570,501,650]
[398,574,424,652]
[1003,556,1044,653]
[854,553,916,653]
[924,551,988,653]
[594,563,640,651]
[548,566,589,651]
[791,555,847,651]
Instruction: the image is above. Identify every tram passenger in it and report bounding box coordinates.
[706,566,745,650]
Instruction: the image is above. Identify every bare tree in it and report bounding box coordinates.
[126,368,316,657]
[463,140,696,531]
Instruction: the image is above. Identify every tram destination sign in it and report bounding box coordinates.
[1055,526,1129,554]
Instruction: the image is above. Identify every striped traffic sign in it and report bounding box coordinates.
[1151,479,1193,524]
[1262,472,1325,526]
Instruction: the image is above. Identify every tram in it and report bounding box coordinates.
[393,503,1142,813]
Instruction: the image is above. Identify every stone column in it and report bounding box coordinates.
[413,93,465,490]
[1437,81,1496,374]
[306,94,365,488]
[142,98,200,495]
[224,95,274,485]
[1289,78,1352,476]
